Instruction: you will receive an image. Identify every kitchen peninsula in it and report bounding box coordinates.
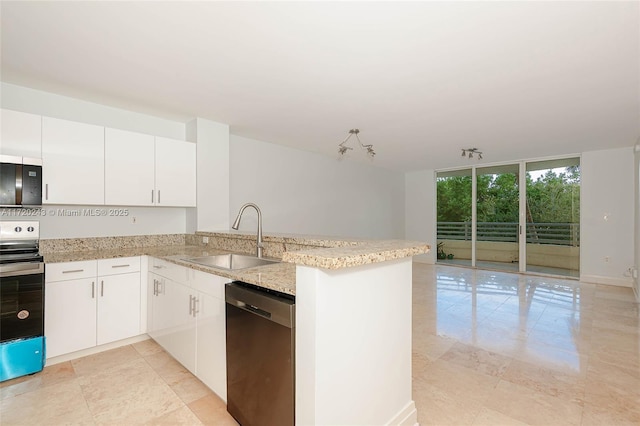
[41,231,429,425]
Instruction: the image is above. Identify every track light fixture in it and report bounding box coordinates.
[461,148,483,160]
[338,129,375,159]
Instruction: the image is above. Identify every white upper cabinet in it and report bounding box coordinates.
[42,117,104,205]
[155,136,196,207]
[105,128,155,206]
[1,109,42,159]
[105,131,195,207]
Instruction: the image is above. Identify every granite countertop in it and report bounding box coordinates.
[165,254,296,296]
[42,245,297,295]
[196,231,430,269]
[41,236,430,295]
[281,239,430,270]
[195,230,366,247]
[41,245,205,264]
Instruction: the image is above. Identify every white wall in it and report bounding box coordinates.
[186,117,230,233]
[1,83,189,238]
[581,147,635,287]
[229,135,405,239]
[405,169,436,263]
[33,206,187,239]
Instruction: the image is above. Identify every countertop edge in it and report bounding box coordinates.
[281,241,430,270]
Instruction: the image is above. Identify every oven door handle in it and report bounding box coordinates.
[0,262,45,277]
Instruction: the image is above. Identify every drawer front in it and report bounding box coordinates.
[46,260,97,282]
[191,269,230,299]
[98,256,141,276]
[149,257,189,283]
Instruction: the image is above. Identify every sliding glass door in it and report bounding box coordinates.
[436,157,580,278]
[475,165,520,272]
[436,169,472,267]
[525,159,580,277]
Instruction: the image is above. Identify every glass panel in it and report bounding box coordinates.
[525,158,580,277]
[436,169,472,267]
[476,164,520,271]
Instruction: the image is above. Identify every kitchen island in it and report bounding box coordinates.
[42,232,429,425]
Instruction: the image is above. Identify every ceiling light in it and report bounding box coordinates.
[338,129,375,159]
[461,148,483,160]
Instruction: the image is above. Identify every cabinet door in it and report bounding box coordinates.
[44,278,97,358]
[96,272,141,345]
[1,109,42,159]
[147,273,161,338]
[149,277,169,342]
[196,291,227,401]
[105,128,155,206]
[155,137,196,207]
[42,117,104,205]
[152,278,197,373]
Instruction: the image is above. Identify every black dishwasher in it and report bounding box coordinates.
[225,282,295,426]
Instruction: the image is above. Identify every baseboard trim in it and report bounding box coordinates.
[580,274,633,288]
[45,334,150,366]
[387,400,418,426]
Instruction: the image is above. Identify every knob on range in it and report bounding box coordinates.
[27,227,35,232]
[14,226,22,232]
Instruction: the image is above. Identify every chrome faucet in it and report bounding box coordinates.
[231,203,264,258]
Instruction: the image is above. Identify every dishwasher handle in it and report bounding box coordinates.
[232,300,272,319]
[225,282,295,329]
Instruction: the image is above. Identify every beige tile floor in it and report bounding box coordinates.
[413,264,639,425]
[0,340,237,425]
[1,263,639,425]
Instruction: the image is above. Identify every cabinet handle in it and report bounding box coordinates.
[45,184,49,201]
[111,264,130,268]
[158,190,161,204]
[62,269,84,274]
[189,295,194,316]
[193,297,199,317]
[157,280,163,295]
[91,281,95,299]
[101,280,104,297]
[153,265,163,269]
[151,190,154,204]
[153,279,157,296]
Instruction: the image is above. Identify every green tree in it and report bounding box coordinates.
[437,166,580,224]
[436,176,472,222]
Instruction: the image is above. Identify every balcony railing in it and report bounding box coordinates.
[437,222,580,246]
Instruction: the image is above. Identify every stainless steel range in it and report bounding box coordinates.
[0,220,45,382]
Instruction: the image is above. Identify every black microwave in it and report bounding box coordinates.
[0,156,42,207]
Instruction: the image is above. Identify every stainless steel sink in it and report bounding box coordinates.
[183,254,279,270]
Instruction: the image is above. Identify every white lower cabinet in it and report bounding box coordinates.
[192,270,227,401]
[149,274,197,373]
[45,257,142,359]
[97,272,141,345]
[148,259,229,401]
[45,275,98,358]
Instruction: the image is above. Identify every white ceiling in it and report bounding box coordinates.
[1,1,638,172]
